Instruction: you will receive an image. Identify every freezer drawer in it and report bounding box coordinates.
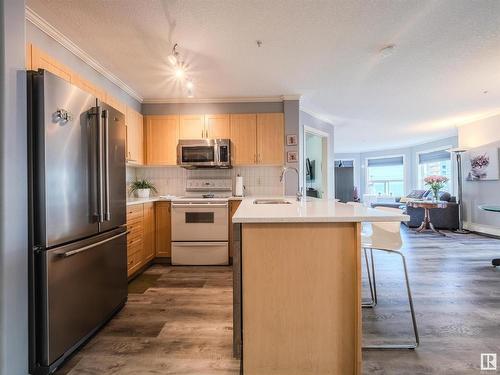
[37,228,127,366]
[171,242,229,265]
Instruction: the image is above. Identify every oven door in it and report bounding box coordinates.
[171,202,228,241]
[178,145,217,167]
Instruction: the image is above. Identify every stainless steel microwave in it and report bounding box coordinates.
[177,139,231,169]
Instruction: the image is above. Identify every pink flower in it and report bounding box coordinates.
[424,175,449,184]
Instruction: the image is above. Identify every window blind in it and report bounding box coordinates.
[367,156,403,167]
[418,149,450,164]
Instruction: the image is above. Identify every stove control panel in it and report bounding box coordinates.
[186,178,232,192]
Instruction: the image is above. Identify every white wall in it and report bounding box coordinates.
[0,0,28,374]
[458,115,500,235]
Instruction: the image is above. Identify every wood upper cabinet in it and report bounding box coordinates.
[29,44,72,83]
[230,114,257,165]
[145,115,179,165]
[126,107,144,165]
[106,95,127,115]
[143,202,155,262]
[179,115,205,139]
[205,114,230,139]
[257,113,284,165]
[155,201,171,257]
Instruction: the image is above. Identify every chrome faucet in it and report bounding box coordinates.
[280,166,303,201]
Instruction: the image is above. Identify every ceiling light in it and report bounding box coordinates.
[186,79,194,89]
[187,88,194,98]
[175,66,185,79]
[168,43,180,66]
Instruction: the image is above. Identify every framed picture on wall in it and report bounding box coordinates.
[465,146,500,181]
[287,151,298,163]
[286,134,298,146]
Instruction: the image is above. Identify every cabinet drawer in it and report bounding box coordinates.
[127,220,143,237]
[127,234,143,249]
[127,252,143,276]
[126,205,143,221]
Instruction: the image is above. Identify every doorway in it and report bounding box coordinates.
[334,160,356,203]
[304,128,329,199]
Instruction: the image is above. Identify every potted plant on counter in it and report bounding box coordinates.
[129,179,158,198]
[424,175,449,201]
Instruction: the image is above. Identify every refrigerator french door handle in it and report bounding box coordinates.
[58,230,129,257]
[103,109,111,221]
[96,107,104,223]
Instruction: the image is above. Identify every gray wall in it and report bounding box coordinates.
[0,0,28,374]
[142,101,283,115]
[335,136,458,198]
[26,22,141,112]
[300,111,335,198]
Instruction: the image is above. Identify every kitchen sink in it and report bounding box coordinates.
[253,199,292,205]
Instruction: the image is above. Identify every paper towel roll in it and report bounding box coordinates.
[235,175,244,197]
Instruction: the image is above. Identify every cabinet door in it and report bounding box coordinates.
[155,202,171,257]
[230,114,257,165]
[179,115,205,139]
[143,202,155,262]
[126,107,144,165]
[257,113,284,165]
[31,45,72,83]
[206,114,230,139]
[126,205,144,277]
[145,115,179,165]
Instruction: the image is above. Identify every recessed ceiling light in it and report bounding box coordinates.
[379,44,396,58]
[186,80,194,90]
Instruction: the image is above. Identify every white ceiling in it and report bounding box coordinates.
[27,0,500,152]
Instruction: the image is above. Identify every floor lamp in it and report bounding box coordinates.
[450,148,469,234]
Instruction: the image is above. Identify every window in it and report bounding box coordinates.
[417,149,452,192]
[366,156,405,196]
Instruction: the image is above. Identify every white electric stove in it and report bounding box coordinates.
[171,178,232,265]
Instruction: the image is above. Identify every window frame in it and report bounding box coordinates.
[365,153,406,196]
[415,145,454,194]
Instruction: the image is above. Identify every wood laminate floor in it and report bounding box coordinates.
[56,227,500,375]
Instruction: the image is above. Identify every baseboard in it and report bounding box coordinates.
[464,222,500,237]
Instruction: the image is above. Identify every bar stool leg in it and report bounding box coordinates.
[362,248,376,308]
[363,249,420,350]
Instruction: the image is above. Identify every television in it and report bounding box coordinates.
[306,158,315,181]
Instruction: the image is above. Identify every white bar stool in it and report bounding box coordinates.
[347,203,420,350]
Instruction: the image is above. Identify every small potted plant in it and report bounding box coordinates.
[129,179,158,198]
[424,175,449,201]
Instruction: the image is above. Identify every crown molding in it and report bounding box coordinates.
[299,107,336,126]
[25,6,143,102]
[143,96,291,104]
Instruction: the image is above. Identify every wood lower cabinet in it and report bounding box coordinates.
[230,114,257,165]
[155,201,172,257]
[126,204,145,277]
[145,115,179,165]
[257,113,284,165]
[143,202,156,262]
[228,199,242,258]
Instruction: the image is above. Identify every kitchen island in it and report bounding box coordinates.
[232,197,408,375]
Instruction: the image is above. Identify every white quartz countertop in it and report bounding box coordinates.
[232,197,410,223]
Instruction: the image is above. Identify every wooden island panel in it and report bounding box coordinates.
[242,222,361,375]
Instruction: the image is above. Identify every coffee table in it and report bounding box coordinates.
[407,201,448,235]
[479,205,500,267]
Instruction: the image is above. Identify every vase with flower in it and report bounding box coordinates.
[424,175,449,202]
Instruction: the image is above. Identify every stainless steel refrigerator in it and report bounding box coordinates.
[28,70,128,375]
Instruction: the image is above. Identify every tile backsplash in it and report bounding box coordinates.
[126,165,283,197]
